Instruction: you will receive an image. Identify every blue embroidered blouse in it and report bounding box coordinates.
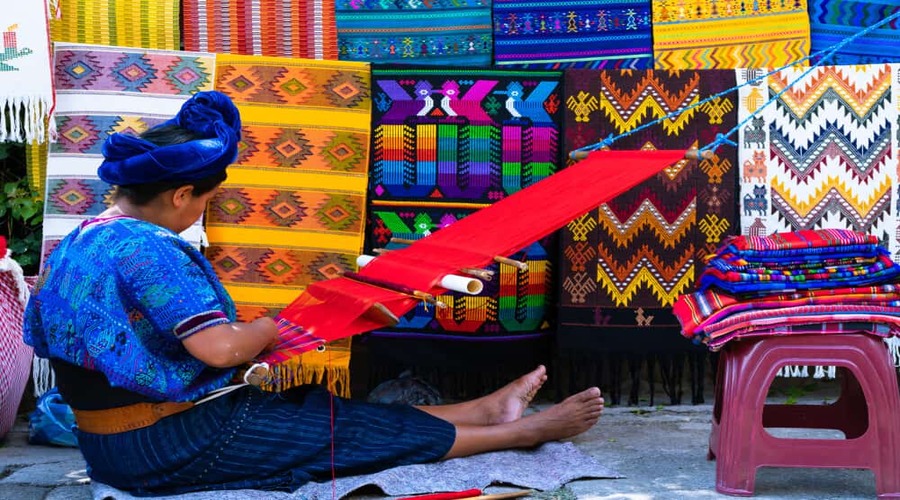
[24,216,238,402]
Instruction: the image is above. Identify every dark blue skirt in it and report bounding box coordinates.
[75,385,456,496]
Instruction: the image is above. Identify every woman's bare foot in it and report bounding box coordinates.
[414,365,549,427]
[515,387,604,446]
[480,365,549,425]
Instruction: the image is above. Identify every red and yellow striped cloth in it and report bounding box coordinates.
[182,0,337,60]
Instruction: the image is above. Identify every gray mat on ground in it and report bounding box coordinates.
[92,441,621,499]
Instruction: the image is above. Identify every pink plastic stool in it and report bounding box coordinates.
[708,333,900,498]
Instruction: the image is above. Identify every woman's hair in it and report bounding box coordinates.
[113,124,228,206]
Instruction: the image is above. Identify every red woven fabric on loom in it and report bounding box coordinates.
[263,149,688,362]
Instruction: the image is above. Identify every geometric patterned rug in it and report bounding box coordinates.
[41,43,215,265]
[207,55,372,396]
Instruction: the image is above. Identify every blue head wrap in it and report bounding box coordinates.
[98,91,242,185]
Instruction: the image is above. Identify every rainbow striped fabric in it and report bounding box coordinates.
[336,0,492,66]
[652,0,811,69]
[181,0,337,59]
[492,0,653,69]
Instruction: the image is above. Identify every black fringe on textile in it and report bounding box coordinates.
[554,350,710,406]
[555,327,712,406]
[350,332,556,402]
[350,330,713,406]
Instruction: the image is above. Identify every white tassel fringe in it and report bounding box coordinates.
[0,96,56,144]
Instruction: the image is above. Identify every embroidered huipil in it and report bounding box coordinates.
[24,216,237,401]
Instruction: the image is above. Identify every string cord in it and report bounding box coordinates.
[329,347,337,500]
[568,9,900,160]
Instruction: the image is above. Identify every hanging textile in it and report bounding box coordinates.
[25,141,48,200]
[736,64,899,256]
[652,0,810,69]
[809,0,899,65]
[49,0,180,50]
[42,43,215,262]
[27,0,182,206]
[0,4,54,143]
[366,68,563,338]
[181,0,338,60]
[736,63,900,364]
[492,0,653,69]
[208,55,372,397]
[558,68,739,405]
[335,0,492,66]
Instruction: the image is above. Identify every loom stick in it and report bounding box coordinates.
[570,148,712,161]
[460,267,494,281]
[684,148,715,160]
[356,255,484,295]
[493,255,528,270]
[342,271,449,309]
[458,490,532,500]
[362,302,400,327]
[397,489,483,500]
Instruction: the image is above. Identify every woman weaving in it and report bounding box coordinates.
[23,91,605,495]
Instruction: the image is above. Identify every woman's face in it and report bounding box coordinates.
[174,186,221,234]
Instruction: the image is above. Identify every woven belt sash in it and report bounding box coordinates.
[72,402,195,435]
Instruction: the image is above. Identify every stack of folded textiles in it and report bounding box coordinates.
[673,229,900,351]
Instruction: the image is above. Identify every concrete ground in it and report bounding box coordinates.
[0,377,883,500]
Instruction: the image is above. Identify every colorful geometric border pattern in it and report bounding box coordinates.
[737,64,900,258]
[492,0,653,69]
[336,0,492,66]
[809,0,900,65]
[207,55,372,319]
[652,0,811,69]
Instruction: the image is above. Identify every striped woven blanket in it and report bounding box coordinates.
[652,0,810,69]
[182,0,337,59]
[673,284,900,340]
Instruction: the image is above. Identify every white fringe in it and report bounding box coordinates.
[0,250,54,396]
[0,250,29,307]
[0,95,56,144]
[886,337,900,367]
[774,336,900,380]
[812,365,837,379]
[776,364,809,378]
